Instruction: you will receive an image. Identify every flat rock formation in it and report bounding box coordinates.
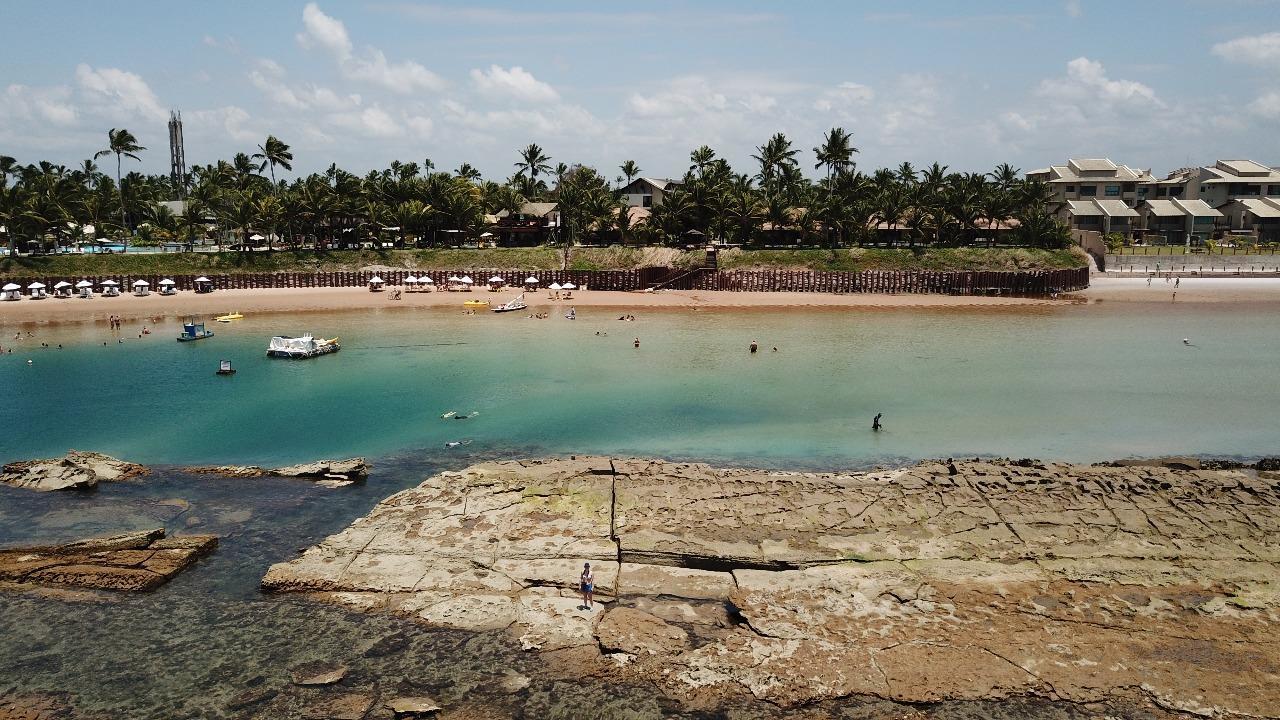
[185,458,369,484]
[0,451,146,492]
[263,457,1280,718]
[0,529,217,592]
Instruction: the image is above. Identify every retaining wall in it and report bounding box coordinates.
[2,266,1089,297]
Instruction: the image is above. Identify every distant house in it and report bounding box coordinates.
[1218,198,1280,242]
[1137,198,1222,245]
[493,202,560,246]
[619,178,681,208]
[1027,159,1154,236]
[1141,160,1280,241]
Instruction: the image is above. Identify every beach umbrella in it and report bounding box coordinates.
[195,277,211,283]
[2,283,19,291]
[132,280,149,287]
[249,234,265,241]
[488,276,504,284]
[404,275,418,284]
[159,279,176,286]
[54,281,72,289]
[561,282,576,290]
[548,282,562,291]
[447,275,461,283]
[27,282,46,289]
[100,279,119,286]
[369,275,384,284]
[525,276,539,284]
[76,280,93,288]
[421,276,435,284]
[460,276,474,284]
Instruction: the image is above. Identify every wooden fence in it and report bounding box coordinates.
[4,266,1088,296]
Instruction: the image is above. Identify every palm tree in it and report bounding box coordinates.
[455,163,481,182]
[93,128,145,248]
[689,146,717,179]
[514,143,552,184]
[619,160,641,187]
[252,135,293,187]
[751,133,798,192]
[813,127,857,184]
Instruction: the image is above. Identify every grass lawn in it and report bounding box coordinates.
[1,246,1088,279]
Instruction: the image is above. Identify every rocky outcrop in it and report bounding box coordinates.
[263,457,1280,717]
[185,458,368,484]
[0,451,146,492]
[0,529,217,591]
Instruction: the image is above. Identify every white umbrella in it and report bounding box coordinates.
[100,279,119,286]
[249,234,265,241]
[447,275,461,283]
[132,280,150,287]
[27,282,46,289]
[525,276,539,284]
[488,276,504,284]
[2,283,20,291]
[561,282,576,290]
[369,275,384,284]
[195,277,211,283]
[159,279,176,286]
[54,281,72,289]
[404,275,419,283]
[460,276,474,284]
[421,276,435,284]
[76,280,93,288]
[548,282,563,291]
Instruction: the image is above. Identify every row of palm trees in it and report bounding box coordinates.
[1,127,1068,256]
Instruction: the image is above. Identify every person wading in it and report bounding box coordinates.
[873,413,883,431]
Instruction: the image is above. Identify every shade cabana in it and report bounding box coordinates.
[75,280,94,298]
[159,278,177,295]
[368,275,385,292]
[53,281,73,298]
[194,277,214,294]
[132,279,150,296]
[487,276,505,292]
[561,282,576,290]
[524,276,540,288]
[459,276,474,292]
[420,275,435,292]
[100,279,121,297]
[1,283,21,301]
[27,282,48,299]
[404,275,420,292]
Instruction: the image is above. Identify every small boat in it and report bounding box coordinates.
[564,307,576,320]
[463,299,490,308]
[216,360,236,376]
[491,293,528,313]
[177,319,214,342]
[266,334,340,359]
[215,312,244,323]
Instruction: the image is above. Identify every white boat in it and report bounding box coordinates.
[266,334,341,359]
[491,293,528,313]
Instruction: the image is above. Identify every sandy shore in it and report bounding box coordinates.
[0,286,1068,325]
[3,277,1279,325]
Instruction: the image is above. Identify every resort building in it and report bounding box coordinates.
[1137,198,1222,245]
[1142,160,1280,241]
[1026,159,1155,235]
[619,178,681,208]
[1218,198,1280,242]
[492,202,560,246]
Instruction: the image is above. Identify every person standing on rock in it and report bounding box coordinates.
[580,562,595,610]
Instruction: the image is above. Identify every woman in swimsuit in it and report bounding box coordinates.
[580,562,594,610]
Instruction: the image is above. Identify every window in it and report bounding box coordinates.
[642,195,653,208]
[1064,185,1075,193]
[1137,187,1148,197]
[1169,187,1184,198]
[1079,186,1097,197]
[1156,188,1168,198]
[1105,185,1121,197]
[1246,184,1262,196]
[1122,183,1135,192]
[1268,185,1280,196]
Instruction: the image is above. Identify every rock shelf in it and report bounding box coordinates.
[0,451,147,492]
[0,529,217,592]
[184,458,369,485]
[262,457,1280,717]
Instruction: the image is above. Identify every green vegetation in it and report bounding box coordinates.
[0,247,1085,279]
[1,125,1073,261]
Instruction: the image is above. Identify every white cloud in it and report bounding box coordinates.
[329,106,402,137]
[2,84,78,127]
[1249,91,1280,119]
[814,82,875,113]
[1064,0,1082,18]
[1036,57,1164,112]
[470,65,559,103]
[249,58,360,112]
[187,106,257,143]
[1212,32,1280,69]
[75,64,167,122]
[297,3,445,94]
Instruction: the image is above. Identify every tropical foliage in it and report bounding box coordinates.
[0,127,1069,255]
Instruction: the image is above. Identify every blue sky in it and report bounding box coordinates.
[2,1,1278,182]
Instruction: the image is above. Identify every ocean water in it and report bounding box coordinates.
[2,301,1278,717]
[3,302,1279,467]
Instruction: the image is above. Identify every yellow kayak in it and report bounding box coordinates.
[215,312,244,323]
[463,300,490,308]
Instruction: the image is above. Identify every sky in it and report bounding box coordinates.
[2,1,1279,183]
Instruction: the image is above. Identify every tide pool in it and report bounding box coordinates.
[3,302,1277,467]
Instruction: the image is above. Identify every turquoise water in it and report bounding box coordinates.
[3,302,1279,467]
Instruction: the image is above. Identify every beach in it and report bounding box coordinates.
[4,276,1280,326]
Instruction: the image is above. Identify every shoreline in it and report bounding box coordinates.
[3,276,1280,325]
